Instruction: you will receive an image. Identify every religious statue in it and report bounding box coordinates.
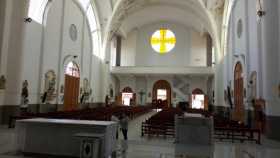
[278,84,280,98]
[21,80,29,106]
[109,84,114,98]
[80,78,90,104]
[105,95,110,106]
[60,85,64,93]
[0,75,6,90]
[42,70,56,103]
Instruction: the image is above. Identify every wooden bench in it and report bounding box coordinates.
[214,127,261,144]
[141,122,175,137]
[8,106,153,128]
[141,108,182,137]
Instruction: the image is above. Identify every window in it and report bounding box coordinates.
[65,62,80,78]
[151,29,176,54]
[157,89,167,101]
[28,0,48,24]
[192,94,205,109]
[122,93,133,106]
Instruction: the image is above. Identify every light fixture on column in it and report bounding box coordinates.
[24,17,32,23]
[256,0,265,18]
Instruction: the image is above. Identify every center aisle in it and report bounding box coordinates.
[127,110,157,141]
[116,109,175,158]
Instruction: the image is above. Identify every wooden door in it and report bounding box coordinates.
[64,74,80,111]
[233,62,245,122]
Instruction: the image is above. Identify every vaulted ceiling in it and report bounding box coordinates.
[107,0,225,38]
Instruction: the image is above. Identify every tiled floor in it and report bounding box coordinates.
[0,110,280,158]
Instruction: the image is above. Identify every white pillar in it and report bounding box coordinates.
[1,0,28,105]
[261,0,280,116]
[259,0,280,140]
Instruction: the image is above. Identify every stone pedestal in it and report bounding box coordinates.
[175,113,214,145]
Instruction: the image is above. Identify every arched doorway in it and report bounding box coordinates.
[64,61,80,111]
[152,80,171,107]
[191,88,208,110]
[233,62,245,122]
[121,87,135,106]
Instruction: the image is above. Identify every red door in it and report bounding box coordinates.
[233,62,245,122]
[64,74,80,111]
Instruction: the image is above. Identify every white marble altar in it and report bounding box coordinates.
[175,113,214,145]
[16,118,117,158]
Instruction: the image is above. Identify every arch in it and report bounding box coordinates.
[233,61,245,122]
[103,0,221,59]
[152,80,172,107]
[121,87,135,106]
[192,88,204,95]
[122,87,133,93]
[65,61,80,77]
[64,61,80,111]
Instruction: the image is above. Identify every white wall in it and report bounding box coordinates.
[0,0,105,105]
[117,75,208,106]
[224,0,280,117]
[120,22,207,67]
[224,0,251,109]
[190,31,207,66]
[121,29,137,66]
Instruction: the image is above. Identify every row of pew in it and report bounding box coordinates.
[214,116,261,144]
[141,108,183,137]
[9,105,153,128]
[141,107,261,144]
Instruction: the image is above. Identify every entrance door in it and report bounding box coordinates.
[64,62,80,111]
[121,87,135,106]
[233,62,245,122]
[191,88,206,109]
[152,80,171,107]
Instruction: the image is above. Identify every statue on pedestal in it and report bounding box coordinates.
[0,75,6,90]
[20,80,29,113]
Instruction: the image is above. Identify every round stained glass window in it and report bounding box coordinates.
[150,29,176,54]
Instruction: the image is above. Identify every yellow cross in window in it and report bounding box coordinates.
[151,29,176,54]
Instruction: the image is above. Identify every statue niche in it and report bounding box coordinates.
[42,70,56,103]
[80,78,91,104]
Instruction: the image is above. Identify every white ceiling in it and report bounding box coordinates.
[120,4,206,34]
[115,0,215,35]
[93,0,113,28]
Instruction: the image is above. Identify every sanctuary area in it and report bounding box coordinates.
[0,0,280,158]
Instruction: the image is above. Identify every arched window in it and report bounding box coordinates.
[28,0,48,24]
[65,61,80,78]
[77,0,100,58]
